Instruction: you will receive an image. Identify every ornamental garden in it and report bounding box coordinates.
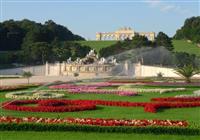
[0,79,200,139]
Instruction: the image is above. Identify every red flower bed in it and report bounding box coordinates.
[0,116,188,127]
[2,100,96,112]
[144,102,200,113]
[151,97,200,102]
[2,98,200,113]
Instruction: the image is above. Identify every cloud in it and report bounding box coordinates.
[145,0,161,7]
[161,5,175,12]
[145,0,192,15]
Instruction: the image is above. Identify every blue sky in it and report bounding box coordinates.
[0,0,199,39]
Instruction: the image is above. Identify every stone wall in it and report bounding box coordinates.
[45,62,113,76]
[0,65,45,76]
[134,63,200,78]
[1,62,200,79]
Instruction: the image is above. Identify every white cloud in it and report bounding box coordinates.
[161,5,175,12]
[145,0,161,7]
[145,0,192,15]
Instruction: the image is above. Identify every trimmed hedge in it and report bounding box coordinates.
[0,123,199,135]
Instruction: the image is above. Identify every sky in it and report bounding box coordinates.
[0,0,199,39]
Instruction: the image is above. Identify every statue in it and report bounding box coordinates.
[88,49,95,56]
[98,57,107,64]
[76,58,80,64]
[67,57,72,63]
[112,58,117,64]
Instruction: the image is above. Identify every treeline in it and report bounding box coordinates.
[0,19,84,51]
[99,32,173,57]
[174,16,200,43]
[0,19,92,65]
[0,41,91,65]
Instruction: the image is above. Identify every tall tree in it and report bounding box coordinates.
[174,16,200,43]
[23,42,51,64]
[156,32,174,51]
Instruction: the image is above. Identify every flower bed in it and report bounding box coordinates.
[118,85,186,94]
[108,81,200,86]
[49,83,138,96]
[2,98,200,113]
[68,89,137,96]
[0,116,188,127]
[144,102,200,113]
[151,97,200,102]
[5,90,65,99]
[2,100,96,112]
[0,84,41,91]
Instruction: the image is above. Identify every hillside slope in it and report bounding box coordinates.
[172,40,200,56]
[77,41,116,52]
[78,40,200,56]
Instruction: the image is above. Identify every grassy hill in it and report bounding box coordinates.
[172,40,200,56]
[78,40,200,56]
[77,41,116,52]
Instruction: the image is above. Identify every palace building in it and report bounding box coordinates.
[96,27,155,41]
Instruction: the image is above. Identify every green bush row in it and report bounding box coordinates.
[0,123,199,135]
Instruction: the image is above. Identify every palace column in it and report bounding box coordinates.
[96,33,102,40]
[45,61,49,76]
[115,33,120,40]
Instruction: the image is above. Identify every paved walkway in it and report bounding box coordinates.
[0,75,111,86]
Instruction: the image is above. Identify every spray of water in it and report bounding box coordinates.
[105,46,175,77]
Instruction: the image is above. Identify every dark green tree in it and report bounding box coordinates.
[23,42,51,64]
[174,52,199,68]
[174,16,200,43]
[156,32,174,51]
[22,71,33,84]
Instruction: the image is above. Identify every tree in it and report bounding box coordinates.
[174,16,200,43]
[68,42,91,60]
[174,52,199,68]
[52,46,71,62]
[99,35,154,57]
[22,71,33,84]
[156,32,174,51]
[0,19,85,52]
[174,65,200,83]
[23,42,51,64]
[0,20,25,51]
[129,35,152,48]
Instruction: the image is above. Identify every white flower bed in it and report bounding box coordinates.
[175,90,200,98]
[5,90,65,99]
[118,86,186,94]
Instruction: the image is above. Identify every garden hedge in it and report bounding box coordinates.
[0,123,199,135]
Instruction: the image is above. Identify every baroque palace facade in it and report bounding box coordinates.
[96,27,155,41]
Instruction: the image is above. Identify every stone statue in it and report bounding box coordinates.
[67,57,72,63]
[76,58,80,64]
[99,57,107,64]
[88,49,95,56]
[112,58,117,64]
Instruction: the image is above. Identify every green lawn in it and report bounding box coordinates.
[77,40,200,56]
[77,40,116,53]
[0,84,200,140]
[172,40,200,56]
[1,131,200,140]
